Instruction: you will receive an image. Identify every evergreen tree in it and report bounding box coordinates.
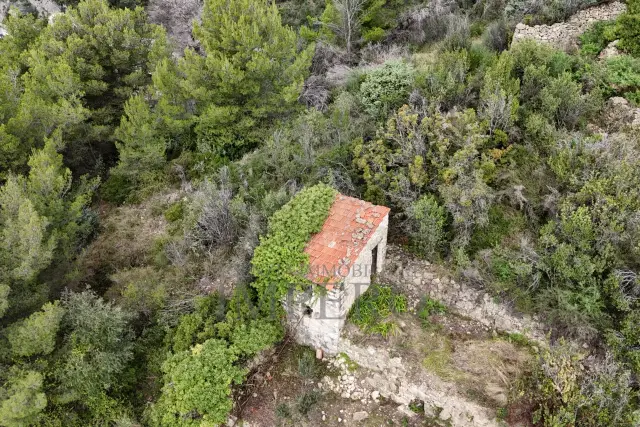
[115,0,313,178]
[0,369,47,427]
[6,301,65,358]
[55,291,134,413]
[0,0,169,174]
[185,0,312,158]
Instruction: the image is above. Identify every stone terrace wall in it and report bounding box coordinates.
[512,1,626,50]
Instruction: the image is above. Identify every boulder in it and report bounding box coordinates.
[599,40,621,60]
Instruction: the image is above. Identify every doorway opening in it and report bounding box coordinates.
[371,244,378,277]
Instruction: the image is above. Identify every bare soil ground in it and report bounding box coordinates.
[236,305,532,427]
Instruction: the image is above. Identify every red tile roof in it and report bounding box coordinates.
[304,194,390,289]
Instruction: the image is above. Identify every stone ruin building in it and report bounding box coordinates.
[285,194,390,354]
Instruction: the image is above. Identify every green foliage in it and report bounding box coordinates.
[0,0,168,173]
[251,183,337,310]
[469,206,526,253]
[358,61,415,119]
[297,349,319,380]
[151,339,246,427]
[0,369,47,427]
[182,0,312,159]
[100,173,135,205]
[602,55,640,100]
[406,194,447,258]
[539,72,594,130]
[517,340,639,427]
[0,285,9,319]
[164,202,184,223]
[112,94,167,193]
[354,105,495,253]
[0,132,93,316]
[230,320,283,357]
[296,390,320,416]
[417,49,472,109]
[579,21,618,58]
[275,402,292,419]
[349,284,407,337]
[56,291,134,412]
[480,51,520,133]
[171,294,225,353]
[363,26,386,43]
[110,266,169,315]
[617,0,640,57]
[418,297,448,320]
[6,301,65,358]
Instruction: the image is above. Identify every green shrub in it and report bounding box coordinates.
[163,202,184,222]
[6,301,65,358]
[101,173,135,205]
[358,60,415,119]
[468,206,526,254]
[470,21,486,38]
[539,72,593,130]
[275,403,292,419]
[617,1,640,57]
[406,194,447,259]
[442,14,470,51]
[418,49,471,109]
[297,349,318,380]
[363,27,386,43]
[296,391,320,416]
[230,320,283,357]
[349,284,407,337]
[517,339,639,427]
[0,369,47,427]
[171,294,225,352]
[579,21,618,58]
[418,297,448,319]
[603,55,640,96]
[151,339,246,426]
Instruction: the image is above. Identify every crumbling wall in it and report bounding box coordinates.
[512,1,626,50]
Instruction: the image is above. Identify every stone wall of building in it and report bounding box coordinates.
[512,1,626,50]
[286,214,389,354]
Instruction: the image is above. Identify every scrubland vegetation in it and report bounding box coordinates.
[1,0,640,425]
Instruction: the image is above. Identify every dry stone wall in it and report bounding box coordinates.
[512,1,626,50]
[379,245,547,343]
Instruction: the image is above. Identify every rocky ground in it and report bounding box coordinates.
[235,245,536,427]
[512,1,626,50]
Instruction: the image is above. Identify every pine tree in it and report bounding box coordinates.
[181,0,313,158]
[6,301,65,358]
[0,0,170,174]
[0,369,47,427]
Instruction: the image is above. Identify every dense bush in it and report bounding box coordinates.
[358,60,415,119]
[579,20,618,58]
[150,339,246,426]
[3,0,640,423]
[517,340,639,426]
[6,301,65,358]
[406,194,448,259]
[354,105,495,253]
[417,48,472,109]
[618,0,640,56]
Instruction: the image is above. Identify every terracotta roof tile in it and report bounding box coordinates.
[304,194,390,285]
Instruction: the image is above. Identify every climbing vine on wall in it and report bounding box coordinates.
[251,183,337,312]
